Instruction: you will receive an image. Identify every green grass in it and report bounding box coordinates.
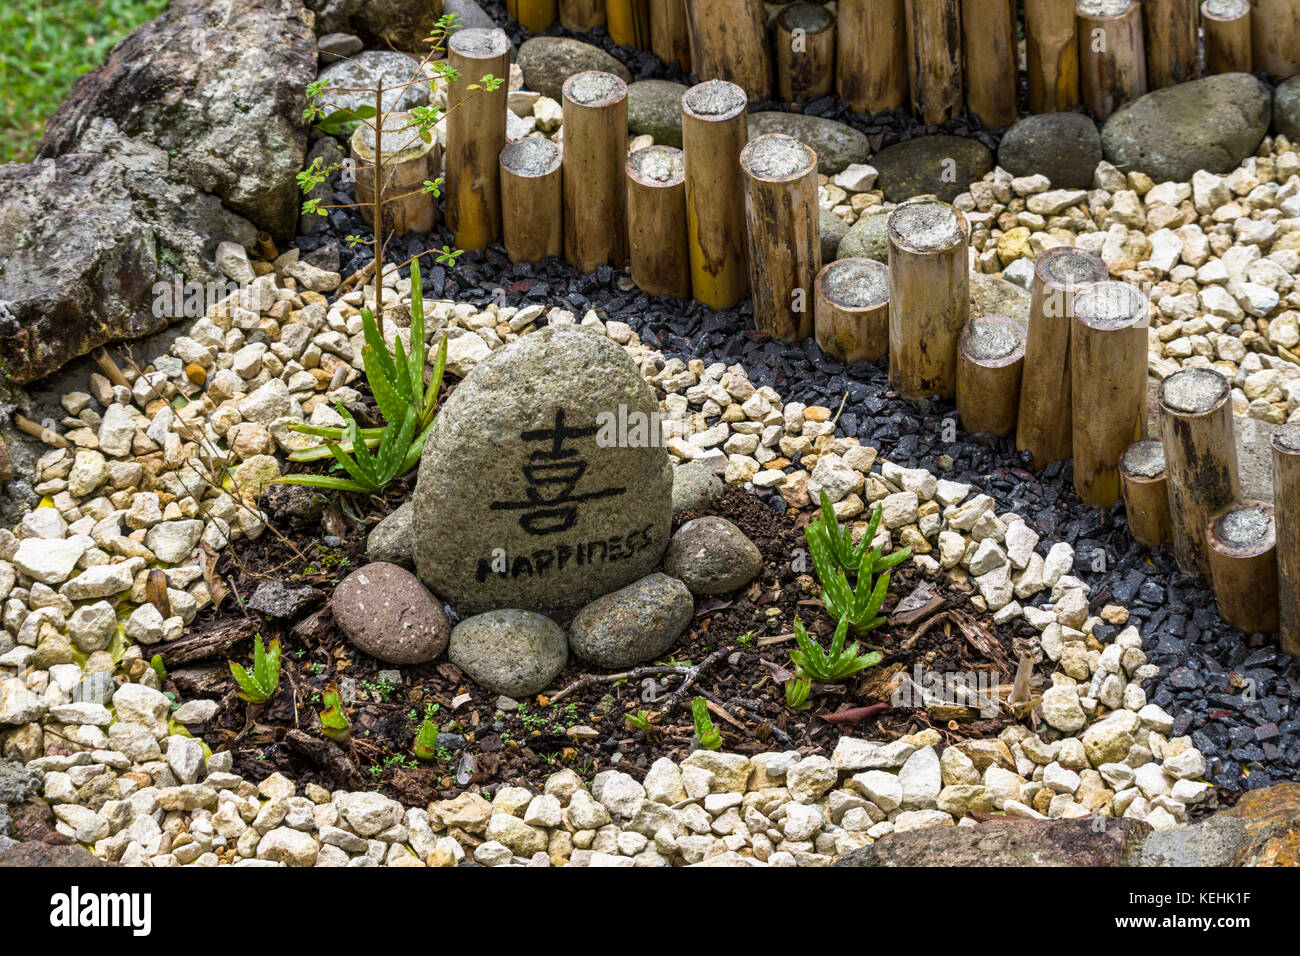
[0,0,170,165]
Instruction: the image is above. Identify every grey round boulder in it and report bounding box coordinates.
[748,112,871,174]
[316,51,433,116]
[628,79,688,148]
[837,212,890,263]
[820,207,850,263]
[997,113,1102,189]
[413,325,673,616]
[449,610,568,697]
[331,562,450,665]
[672,462,723,515]
[663,517,763,596]
[872,134,994,203]
[1276,74,1300,141]
[518,36,631,102]
[366,501,414,569]
[1101,73,1271,183]
[568,573,694,668]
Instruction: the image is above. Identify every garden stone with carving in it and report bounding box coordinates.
[413,325,673,616]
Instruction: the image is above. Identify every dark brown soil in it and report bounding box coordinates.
[175,483,1051,806]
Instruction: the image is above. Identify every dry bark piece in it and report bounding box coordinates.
[1252,0,1300,78]
[1026,0,1080,112]
[1140,0,1199,88]
[837,0,907,112]
[960,0,1019,128]
[650,0,692,70]
[904,0,964,123]
[685,0,772,99]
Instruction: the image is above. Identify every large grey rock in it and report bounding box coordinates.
[331,562,450,664]
[836,212,889,263]
[316,51,434,117]
[449,610,567,697]
[997,113,1103,189]
[1101,73,1271,183]
[662,516,763,596]
[872,134,994,203]
[1276,74,1300,141]
[628,80,688,148]
[39,0,317,239]
[366,501,414,568]
[747,112,871,174]
[819,207,850,263]
[413,325,673,615]
[567,573,694,668]
[517,37,631,102]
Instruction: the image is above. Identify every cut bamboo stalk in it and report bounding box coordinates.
[560,0,605,30]
[255,232,277,262]
[886,198,970,400]
[1252,0,1300,79]
[650,0,692,70]
[685,0,772,99]
[738,134,820,343]
[1201,0,1252,75]
[813,257,890,365]
[1206,500,1279,634]
[775,2,836,102]
[681,80,750,310]
[904,0,964,124]
[607,0,651,47]
[351,113,437,236]
[1070,280,1149,508]
[1016,246,1107,470]
[562,71,629,273]
[1076,0,1147,121]
[1026,0,1080,112]
[507,0,557,31]
[956,315,1026,438]
[1272,425,1300,654]
[837,0,907,114]
[446,28,511,252]
[1158,366,1241,578]
[960,0,1019,128]
[1141,0,1199,87]
[13,414,70,449]
[626,146,690,298]
[500,138,564,264]
[1120,439,1172,548]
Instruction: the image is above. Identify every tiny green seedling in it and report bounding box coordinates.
[789,616,882,683]
[229,635,281,704]
[691,697,722,750]
[413,718,441,761]
[785,677,813,711]
[319,684,351,744]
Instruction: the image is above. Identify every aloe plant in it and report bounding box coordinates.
[413,718,440,761]
[808,508,910,634]
[229,634,281,704]
[691,697,721,750]
[785,676,813,711]
[789,616,882,683]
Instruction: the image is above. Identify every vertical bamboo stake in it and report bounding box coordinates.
[1272,426,1300,654]
[1158,367,1240,578]
[650,0,692,71]
[1206,501,1279,634]
[1252,0,1300,79]
[1201,0,1252,75]
[960,0,1019,128]
[957,316,1026,438]
[685,0,772,99]
[626,146,690,298]
[1141,0,1199,88]
[904,0,964,124]
[738,134,820,343]
[1026,0,1080,112]
[446,28,510,252]
[560,0,605,30]
[500,139,563,264]
[814,258,890,365]
[507,0,557,32]
[681,80,750,310]
[562,71,629,273]
[1076,0,1147,121]
[775,2,837,102]
[887,198,970,400]
[837,0,908,114]
[1120,440,1173,548]
[1016,247,1107,471]
[1070,281,1148,508]
[607,0,652,48]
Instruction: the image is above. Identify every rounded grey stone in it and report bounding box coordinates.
[1276,74,1300,142]
[1101,74,1271,183]
[872,134,993,203]
[837,212,890,263]
[567,573,694,668]
[820,207,851,263]
[413,325,672,615]
[628,79,689,148]
[366,501,413,569]
[663,516,763,596]
[331,562,450,665]
[672,462,723,515]
[997,113,1103,189]
[449,610,568,697]
[517,36,631,102]
[317,51,433,117]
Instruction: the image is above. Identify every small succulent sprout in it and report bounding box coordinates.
[413,718,441,761]
[319,683,351,744]
[789,616,882,683]
[229,634,281,704]
[691,697,722,750]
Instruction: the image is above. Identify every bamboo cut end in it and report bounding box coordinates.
[739,133,817,182]
[778,1,834,33]
[1202,0,1248,19]
[961,316,1025,365]
[1159,366,1231,416]
[1036,246,1107,290]
[1208,501,1275,557]
[887,198,965,254]
[1120,439,1166,479]
[681,80,748,120]
[500,138,561,177]
[448,27,510,59]
[1072,280,1149,331]
[817,258,889,310]
[627,145,685,187]
[1076,0,1134,18]
[563,70,628,107]
[1272,423,1300,456]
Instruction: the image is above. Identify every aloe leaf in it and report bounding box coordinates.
[274,474,376,494]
